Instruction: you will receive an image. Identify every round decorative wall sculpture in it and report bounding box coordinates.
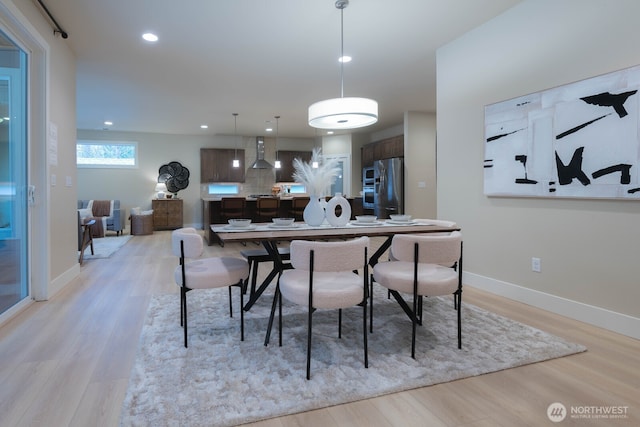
[158,161,190,195]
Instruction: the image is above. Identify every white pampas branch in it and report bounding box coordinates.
[292,147,341,196]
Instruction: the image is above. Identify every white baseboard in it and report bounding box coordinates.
[46,264,80,301]
[464,272,640,340]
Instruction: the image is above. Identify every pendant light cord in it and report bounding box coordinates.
[233,113,238,158]
[340,6,345,98]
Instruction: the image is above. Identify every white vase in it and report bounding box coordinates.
[303,195,325,226]
[325,193,351,227]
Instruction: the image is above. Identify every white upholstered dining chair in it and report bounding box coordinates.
[265,236,370,380]
[172,227,249,347]
[372,230,462,359]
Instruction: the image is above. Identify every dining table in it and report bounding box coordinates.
[211,219,460,311]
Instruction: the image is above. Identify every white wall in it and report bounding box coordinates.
[437,0,640,337]
[404,112,436,219]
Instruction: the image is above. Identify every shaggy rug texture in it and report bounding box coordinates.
[80,234,132,260]
[120,285,586,426]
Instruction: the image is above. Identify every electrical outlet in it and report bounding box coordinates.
[531,257,541,273]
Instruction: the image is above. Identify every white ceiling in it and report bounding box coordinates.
[43,0,520,138]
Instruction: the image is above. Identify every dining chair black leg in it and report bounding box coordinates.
[239,282,244,341]
[306,303,313,380]
[338,309,342,338]
[369,275,374,333]
[363,294,368,368]
[278,284,283,347]
[264,284,280,347]
[228,286,233,318]
[183,287,188,348]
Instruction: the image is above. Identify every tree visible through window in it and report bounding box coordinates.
[77,140,138,167]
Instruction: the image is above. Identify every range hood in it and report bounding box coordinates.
[251,137,273,169]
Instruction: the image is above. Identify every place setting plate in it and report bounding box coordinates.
[349,220,384,226]
[385,219,418,225]
[267,223,301,229]
[224,224,257,230]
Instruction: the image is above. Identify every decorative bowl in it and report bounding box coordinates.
[228,218,252,227]
[389,214,412,222]
[355,215,377,223]
[272,217,295,226]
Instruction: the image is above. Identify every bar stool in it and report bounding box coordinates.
[219,197,247,247]
[256,197,280,222]
[220,197,247,222]
[289,197,309,221]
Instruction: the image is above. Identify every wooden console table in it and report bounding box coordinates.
[152,198,183,230]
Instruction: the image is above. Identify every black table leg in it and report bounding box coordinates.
[243,241,284,311]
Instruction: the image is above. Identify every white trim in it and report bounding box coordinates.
[0,2,51,301]
[0,297,33,328]
[49,264,80,300]
[464,272,640,340]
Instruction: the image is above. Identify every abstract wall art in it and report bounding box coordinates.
[484,64,640,199]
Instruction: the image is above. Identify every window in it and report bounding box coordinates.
[207,183,240,195]
[76,140,138,168]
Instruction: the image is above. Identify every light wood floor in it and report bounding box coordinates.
[0,230,638,426]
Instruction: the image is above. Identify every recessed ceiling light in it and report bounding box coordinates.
[200,125,208,129]
[338,55,352,63]
[104,121,113,126]
[142,33,158,42]
[327,131,334,135]
[266,127,273,132]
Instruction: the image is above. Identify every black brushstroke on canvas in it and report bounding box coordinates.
[484,159,493,168]
[592,164,632,184]
[514,155,537,184]
[556,114,610,140]
[486,128,525,142]
[628,188,640,194]
[555,147,591,186]
[580,90,637,118]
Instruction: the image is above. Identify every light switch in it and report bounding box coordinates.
[418,181,426,188]
[65,176,72,187]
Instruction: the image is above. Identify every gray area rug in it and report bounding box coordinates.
[80,234,132,260]
[120,285,586,426]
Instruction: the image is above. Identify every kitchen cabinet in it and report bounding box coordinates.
[200,148,245,182]
[361,135,404,169]
[275,150,312,182]
[152,199,183,230]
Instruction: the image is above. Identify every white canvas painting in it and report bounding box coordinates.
[484,64,640,199]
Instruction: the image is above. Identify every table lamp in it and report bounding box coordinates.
[155,182,167,199]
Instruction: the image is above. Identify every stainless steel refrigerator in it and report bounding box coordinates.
[374,157,404,219]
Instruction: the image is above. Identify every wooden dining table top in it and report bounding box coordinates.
[211,220,460,244]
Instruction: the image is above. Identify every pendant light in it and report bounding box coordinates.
[232,113,240,168]
[308,0,378,130]
[312,129,319,168]
[274,115,281,169]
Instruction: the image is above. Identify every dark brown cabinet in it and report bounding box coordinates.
[361,135,404,169]
[152,199,183,230]
[275,150,312,182]
[200,148,245,182]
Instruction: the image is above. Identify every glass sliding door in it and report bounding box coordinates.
[0,30,28,316]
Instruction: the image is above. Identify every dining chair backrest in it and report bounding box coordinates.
[171,228,204,259]
[391,231,461,265]
[290,236,369,272]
